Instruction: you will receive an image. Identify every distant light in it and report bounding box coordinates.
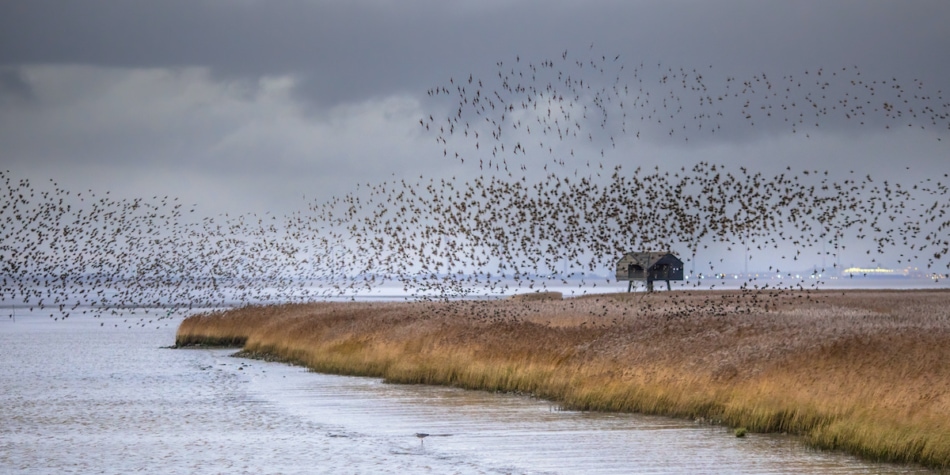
[842,266,907,275]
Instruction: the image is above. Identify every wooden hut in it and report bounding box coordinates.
[615,251,684,292]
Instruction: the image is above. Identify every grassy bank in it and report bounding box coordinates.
[176,289,950,469]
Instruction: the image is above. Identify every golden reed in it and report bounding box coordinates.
[176,289,950,468]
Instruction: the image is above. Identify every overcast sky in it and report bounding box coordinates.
[1,1,948,277]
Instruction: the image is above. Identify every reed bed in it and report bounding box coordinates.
[176,289,950,469]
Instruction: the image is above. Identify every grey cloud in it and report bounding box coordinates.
[3,1,947,108]
[0,0,948,217]
[0,68,34,103]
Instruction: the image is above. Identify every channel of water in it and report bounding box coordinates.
[0,311,933,474]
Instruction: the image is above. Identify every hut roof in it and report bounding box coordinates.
[618,251,680,269]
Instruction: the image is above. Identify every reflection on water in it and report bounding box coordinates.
[0,313,933,474]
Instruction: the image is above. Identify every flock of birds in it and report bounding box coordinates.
[423,49,946,174]
[2,48,949,326]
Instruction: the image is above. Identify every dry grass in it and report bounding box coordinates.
[176,289,950,469]
[508,291,563,302]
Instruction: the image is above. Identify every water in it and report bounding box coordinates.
[0,312,933,474]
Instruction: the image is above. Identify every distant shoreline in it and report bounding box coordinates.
[4,276,947,312]
[176,288,950,470]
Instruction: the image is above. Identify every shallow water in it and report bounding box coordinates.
[0,312,934,474]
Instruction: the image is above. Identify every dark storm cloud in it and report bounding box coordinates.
[0,0,948,218]
[0,0,948,288]
[2,1,948,108]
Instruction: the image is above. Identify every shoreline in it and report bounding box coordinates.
[176,289,950,469]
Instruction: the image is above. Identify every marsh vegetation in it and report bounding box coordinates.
[177,288,950,469]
